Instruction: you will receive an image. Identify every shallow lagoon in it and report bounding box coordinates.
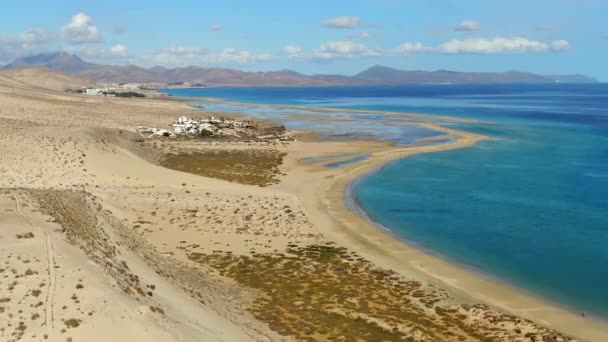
[163,84,608,318]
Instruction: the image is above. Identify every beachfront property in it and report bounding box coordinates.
[84,87,110,96]
[137,116,254,138]
[81,85,147,98]
[173,115,215,134]
[173,115,251,134]
[121,83,142,90]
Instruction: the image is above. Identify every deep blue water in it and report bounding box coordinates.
[162,84,608,318]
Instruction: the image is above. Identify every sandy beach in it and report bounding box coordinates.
[308,129,608,341]
[1,68,607,341]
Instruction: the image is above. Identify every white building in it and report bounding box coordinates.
[173,116,215,134]
[84,87,109,96]
[122,83,141,90]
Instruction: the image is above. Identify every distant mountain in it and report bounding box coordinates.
[2,53,599,86]
[1,67,94,91]
[355,65,598,84]
[3,52,96,74]
[545,74,599,83]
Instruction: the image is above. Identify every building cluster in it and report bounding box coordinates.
[84,87,111,96]
[173,116,251,134]
[82,83,142,96]
[137,116,253,138]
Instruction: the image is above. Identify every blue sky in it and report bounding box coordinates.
[1,0,607,80]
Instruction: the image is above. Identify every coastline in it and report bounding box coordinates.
[174,94,608,340]
[313,128,608,340]
[154,91,479,124]
[3,71,607,340]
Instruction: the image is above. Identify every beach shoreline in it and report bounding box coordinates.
[2,70,607,340]
[174,94,608,340]
[153,91,479,123]
[315,130,608,340]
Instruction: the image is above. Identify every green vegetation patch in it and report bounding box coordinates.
[160,149,285,187]
[189,244,572,341]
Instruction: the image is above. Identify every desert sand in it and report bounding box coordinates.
[1,69,607,341]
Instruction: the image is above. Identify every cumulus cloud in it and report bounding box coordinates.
[550,40,569,50]
[393,42,430,54]
[393,37,570,55]
[61,45,130,62]
[313,40,378,59]
[210,24,223,31]
[0,28,60,63]
[283,45,303,57]
[20,28,54,46]
[439,37,547,53]
[1,14,109,63]
[215,48,274,64]
[151,46,207,64]
[439,37,567,54]
[145,46,273,66]
[455,20,481,32]
[284,40,379,60]
[158,46,205,56]
[110,44,128,56]
[349,31,372,40]
[62,13,102,44]
[61,46,101,59]
[323,16,361,29]
[1,14,105,63]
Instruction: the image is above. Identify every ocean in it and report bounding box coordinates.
[161,84,608,318]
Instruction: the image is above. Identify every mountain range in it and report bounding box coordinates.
[1,52,598,86]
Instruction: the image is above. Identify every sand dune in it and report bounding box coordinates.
[0,70,606,341]
[1,190,250,342]
[1,67,93,92]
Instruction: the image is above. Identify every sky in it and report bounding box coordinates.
[1,0,607,80]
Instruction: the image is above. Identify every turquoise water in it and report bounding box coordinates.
[182,101,447,143]
[325,154,370,168]
[162,84,608,318]
[301,153,371,168]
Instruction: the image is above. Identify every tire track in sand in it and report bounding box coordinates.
[14,192,57,330]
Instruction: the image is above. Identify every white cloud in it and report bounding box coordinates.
[349,31,372,40]
[392,37,570,55]
[210,24,223,31]
[455,20,481,32]
[439,37,553,54]
[283,45,303,57]
[323,16,361,29]
[20,28,54,45]
[550,40,570,51]
[61,46,102,59]
[394,42,430,54]
[145,46,273,66]
[0,28,59,63]
[62,13,102,44]
[215,48,274,64]
[159,46,205,56]
[61,46,130,62]
[151,46,207,64]
[1,15,104,62]
[313,40,378,59]
[111,44,128,56]
[285,40,378,60]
